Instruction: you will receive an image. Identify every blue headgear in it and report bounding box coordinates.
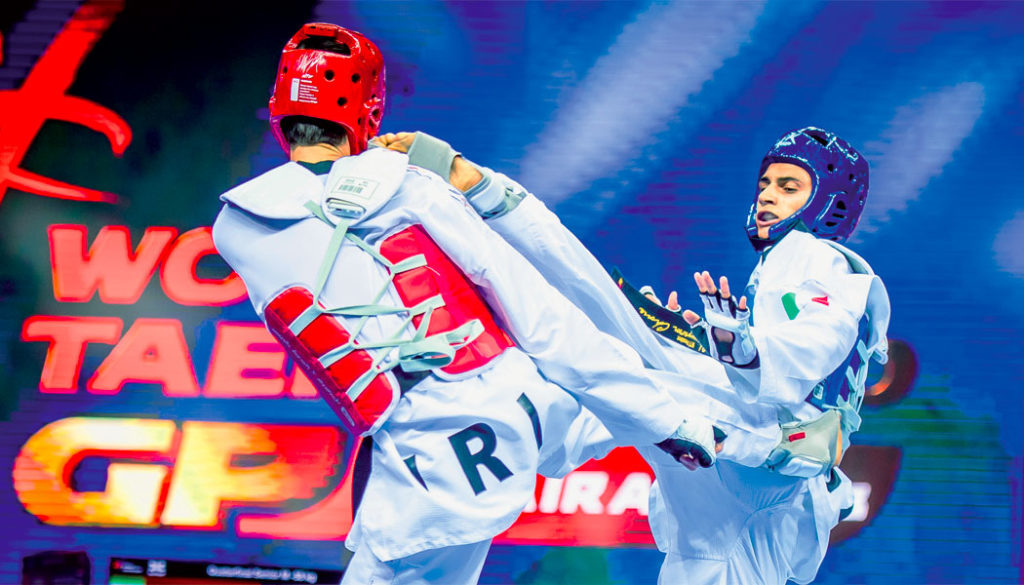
[746,127,869,250]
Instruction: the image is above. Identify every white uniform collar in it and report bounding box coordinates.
[220,161,323,219]
[220,148,409,222]
[320,148,408,225]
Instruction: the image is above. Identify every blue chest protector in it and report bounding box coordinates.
[803,241,882,434]
[805,315,871,433]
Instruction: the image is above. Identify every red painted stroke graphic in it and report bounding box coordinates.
[0,0,129,205]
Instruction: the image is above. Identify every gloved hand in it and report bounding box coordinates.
[655,416,723,469]
[371,131,484,193]
[682,271,759,368]
[764,409,843,477]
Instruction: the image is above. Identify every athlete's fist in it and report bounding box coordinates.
[373,131,483,192]
[371,132,416,153]
[656,416,719,470]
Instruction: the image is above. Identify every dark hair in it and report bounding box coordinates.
[281,116,349,148]
[281,36,353,149]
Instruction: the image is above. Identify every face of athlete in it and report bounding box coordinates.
[755,163,813,239]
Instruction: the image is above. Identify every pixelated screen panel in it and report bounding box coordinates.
[109,558,342,585]
[0,1,1021,585]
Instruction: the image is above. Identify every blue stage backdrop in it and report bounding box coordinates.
[0,1,1021,584]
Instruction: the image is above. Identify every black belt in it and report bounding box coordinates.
[612,268,711,354]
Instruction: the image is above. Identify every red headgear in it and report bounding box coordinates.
[269,23,385,155]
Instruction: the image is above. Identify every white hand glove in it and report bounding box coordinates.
[701,291,758,367]
[655,416,719,469]
[689,272,758,368]
[764,409,843,477]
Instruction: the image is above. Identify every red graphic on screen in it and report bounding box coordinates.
[0,0,130,206]
[48,225,245,305]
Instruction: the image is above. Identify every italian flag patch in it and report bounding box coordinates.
[781,292,830,320]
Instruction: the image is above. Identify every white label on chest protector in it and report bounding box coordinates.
[325,177,380,219]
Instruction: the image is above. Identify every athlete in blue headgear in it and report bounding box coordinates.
[374,126,890,585]
[646,126,890,584]
[748,126,870,247]
[680,127,887,438]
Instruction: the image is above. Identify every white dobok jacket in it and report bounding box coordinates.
[212,149,742,561]
[476,173,890,585]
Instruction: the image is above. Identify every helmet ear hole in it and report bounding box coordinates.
[337,97,347,106]
[325,70,335,81]
[837,200,846,210]
[827,164,836,172]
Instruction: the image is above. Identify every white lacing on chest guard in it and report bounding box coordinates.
[299,200,484,403]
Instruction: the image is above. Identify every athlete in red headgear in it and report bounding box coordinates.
[268,23,385,157]
[211,23,754,584]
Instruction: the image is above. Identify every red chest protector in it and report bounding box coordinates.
[264,224,513,436]
[380,225,513,374]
